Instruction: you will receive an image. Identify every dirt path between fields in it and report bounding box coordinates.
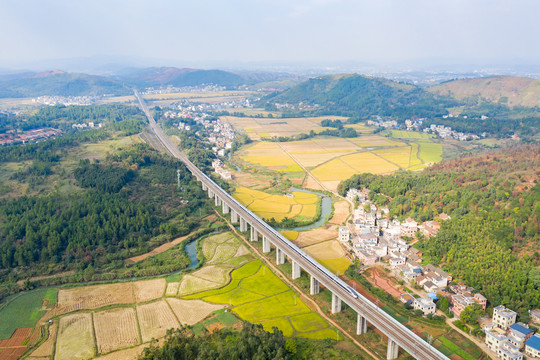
[215,210,379,360]
[125,234,191,264]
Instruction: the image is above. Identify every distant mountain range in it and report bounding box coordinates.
[0,67,304,98]
[428,76,540,108]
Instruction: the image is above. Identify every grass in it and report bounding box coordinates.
[0,288,55,339]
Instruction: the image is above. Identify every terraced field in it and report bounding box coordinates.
[233,187,320,222]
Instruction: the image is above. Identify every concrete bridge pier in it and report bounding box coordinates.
[202,183,208,191]
[310,276,320,295]
[222,202,230,214]
[262,236,271,253]
[387,339,399,360]
[214,196,221,206]
[291,261,301,279]
[356,314,368,335]
[208,189,214,199]
[250,227,259,242]
[239,217,248,232]
[276,247,285,265]
[231,210,238,223]
[331,293,342,313]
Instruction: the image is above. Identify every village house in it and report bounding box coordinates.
[485,329,524,360]
[525,334,540,359]
[400,218,418,237]
[451,293,487,316]
[530,309,540,324]
[389,256,406,267]
[507,323,533,349]
[338,226,350,242]
[493,305,518,330]
[413,296,436,315]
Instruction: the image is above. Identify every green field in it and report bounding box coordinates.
[183,260,340,339]
[418,140,443,163]
[0,288,57,339]
[436,336,477,360]
[390,130,434,139]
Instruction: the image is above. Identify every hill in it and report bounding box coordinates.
[429,76,540,108]
[0,70,129,98]
[262,74,453,118]
[120,67,246,88]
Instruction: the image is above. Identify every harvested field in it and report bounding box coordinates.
[234,245,250,257]
[55,313,94,360]
[92,344,148,360]
[177,275,223,296]
[329,201,350,224]
[29,321,57,358]
[126,234,191,263]
[93,308,139,354]
[294,225,338,247]
[224,116,344,138]
[303,174,325,191]
[133,278,166,303]
[165,282,180,297]
[136,301,179,343]
[57,283,134,313]
[191,265,234,284]
[311,158,358,181]
[167,299,225,325]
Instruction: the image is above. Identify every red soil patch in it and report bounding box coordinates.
[0,328,32,360]
[366,268,402,299]
[0,347,27,360]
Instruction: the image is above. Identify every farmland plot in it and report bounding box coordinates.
[93,307,139,354]
[57,283,134,313]
[55,313,94,360]
[136,301,179,343]
[133,278,166,303]
[166,299,225,325]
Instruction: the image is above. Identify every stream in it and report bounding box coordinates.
[276,187,333,232]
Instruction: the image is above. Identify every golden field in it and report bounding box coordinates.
[233,187,319,221]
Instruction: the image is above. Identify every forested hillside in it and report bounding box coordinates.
[339,145,540,319]
[262,74,454,118]
[120,67,246,88]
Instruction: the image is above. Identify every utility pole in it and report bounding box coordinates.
[177,169,183,191]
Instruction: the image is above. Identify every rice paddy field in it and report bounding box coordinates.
[22,231,252,359]
[233,187,320,222]
[223,115,347,140]
[183,260,341,340]
[235,134,444,192]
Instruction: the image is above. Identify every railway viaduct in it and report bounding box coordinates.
[135,90,449,360]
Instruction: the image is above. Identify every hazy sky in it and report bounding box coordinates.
[1,0,539,70]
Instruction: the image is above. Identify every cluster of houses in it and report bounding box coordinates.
[344,188,449,269]
[169,98,253,112]
[0,128,60,146]
[211,159,232,180]
[366,118,398,128]
[72,122,103,129]
[272,102,320,111]
[484,306,540,360]
[207,119,235,157]
[423,124,481,141]
[32,95,95,106]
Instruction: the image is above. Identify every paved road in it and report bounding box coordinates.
[134,90,450,360]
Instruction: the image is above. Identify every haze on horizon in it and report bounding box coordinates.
[1,0,539,73]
